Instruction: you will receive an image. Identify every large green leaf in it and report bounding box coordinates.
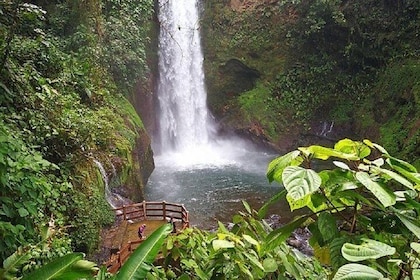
[355,172,396,207]
[299,145,360,161]
[115,223,172,280]
[267,150,301,183]
[371,166,414,189]
[282,166,321,201]
[333,263,384,280]
[341,238,395,262]
[386,156,418,173]
[334,139,371,159]
[21,253,97,280]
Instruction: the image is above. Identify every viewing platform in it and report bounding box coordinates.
[103,201,189,273]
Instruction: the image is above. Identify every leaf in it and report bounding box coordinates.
[372,167,414,189]
[363,140,389,155]
[244,252,264,271]
[333,161,351,170]
[242,200,252,214]
[410,242,420,254]
[413,269,420,280]
[300,145,360,161]
[212,239,235,250]
[287,193,312,211]
[355,172,396,207]
[282,166,321,201]
[258,189,286,219]
[334,139,371,159]
[115,223,172,280]
[243,234,259,247]
[333,263,384,280]
[341,238,395,262]
[21,253,97,280]
[318,212,338,242]
[267,150,301,183]
[1,249,32,279]
[263,258,277,273]
[330,237,348,269]
[394,210,420,239]
[18,207,29,217]
[386,156,417,173]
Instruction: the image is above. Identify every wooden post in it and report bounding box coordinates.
[163,201,166,221]
[122,205,126,220]
[142,200,147,220]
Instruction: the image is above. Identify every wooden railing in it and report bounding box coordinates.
[105,201,189,273]
[106,239,143,274]
[113,200,190,228]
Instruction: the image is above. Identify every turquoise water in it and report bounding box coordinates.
[145,148,292,229]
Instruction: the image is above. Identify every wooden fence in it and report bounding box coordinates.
[113,200,190,228]
[106,239,143,274]
[105,201,189,273]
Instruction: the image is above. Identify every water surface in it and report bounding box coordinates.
[145,145,292,229]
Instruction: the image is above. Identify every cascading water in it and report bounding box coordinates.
[147,1,289,228]
[156,0,214,154]
[93,159,125,209]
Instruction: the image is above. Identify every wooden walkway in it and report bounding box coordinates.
[104,201,189,273]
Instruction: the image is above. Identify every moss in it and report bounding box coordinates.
[374,57,420,161]
[201,2,287,118]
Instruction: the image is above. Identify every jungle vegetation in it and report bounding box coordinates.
[0,0,154,270]
[1,0,419,279]
[201,0,419,165]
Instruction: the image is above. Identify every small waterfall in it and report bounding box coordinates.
[93,159,123,209]
[319,121,334,137]
[156,0,215,154]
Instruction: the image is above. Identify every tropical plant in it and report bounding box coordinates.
[115,223,173,280]
[149,203,327,279]
[1,223,173,280]
[20,253,98,280]
[266,138,420,279]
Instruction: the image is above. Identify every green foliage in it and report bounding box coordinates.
[238,83,283,137]
[21,253,97,280]
[149,204,327,279]
[0,119,71,260]
[0,220,71,279]
[101,0,154,93]
[0,0,153,268]
[376,58,420,162]
[266,139,420,278]
[203,0,419,164]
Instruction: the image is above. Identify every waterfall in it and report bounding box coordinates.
[319,121,334,137]
[156,0,215,154]
[93,159,124,209]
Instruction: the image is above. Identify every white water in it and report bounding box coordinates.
[156,0,224,164]
[93,159,125,209]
